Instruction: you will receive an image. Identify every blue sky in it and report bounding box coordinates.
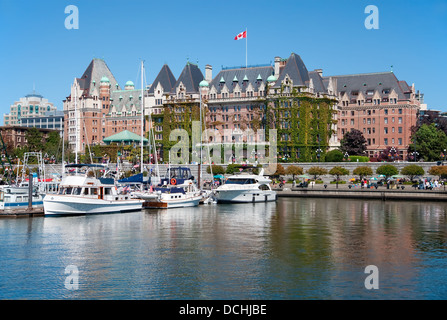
[1,0,446,121]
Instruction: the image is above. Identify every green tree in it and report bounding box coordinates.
[329,166,349,188]
[376,164,398,178]
[207,165,225,175]
[409,123,447,161]
[307,166,328,180]
[325,149,344,162]
[285,165,303,180]
[401,164,424,181]
[353,166,373,180]
[25,128,44,152]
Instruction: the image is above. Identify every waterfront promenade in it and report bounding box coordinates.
[274,182,447,202]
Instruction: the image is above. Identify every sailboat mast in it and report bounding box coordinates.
[140,60,144,174]
[74,80,78,164]
[61,129,65,175]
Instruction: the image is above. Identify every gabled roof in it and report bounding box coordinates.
[172,62,204,94]
[209,66,273,94]
[148,64,177,94]
[110,89,142,113]
[103,130,148,143]
[76,58,120,96]
[274,53,310,87]
[308,71,327,93]
[325,72,412,100]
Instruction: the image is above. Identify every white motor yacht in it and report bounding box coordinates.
[213,168,277,203]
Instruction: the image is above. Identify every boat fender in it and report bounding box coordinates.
[171,178,177,185]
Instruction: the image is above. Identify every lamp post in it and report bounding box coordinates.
[316,148,322,162]
[390,147,396,162]
[412,151,419,162]
[344,152,349,161]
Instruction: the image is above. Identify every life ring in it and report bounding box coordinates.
[171,178,177,185]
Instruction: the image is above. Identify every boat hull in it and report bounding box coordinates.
[142,196,201,209]
[43,195,143,216]
[215,190,277,204]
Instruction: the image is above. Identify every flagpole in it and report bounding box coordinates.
[245,27,247,68]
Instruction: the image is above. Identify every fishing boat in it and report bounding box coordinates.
[213,167,277,203]
[43,164,143,216]
[135,167,202,209]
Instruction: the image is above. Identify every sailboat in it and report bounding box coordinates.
[130,61,202,209]
[135,167,202,208]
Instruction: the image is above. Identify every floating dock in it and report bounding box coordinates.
[0,207,44,218]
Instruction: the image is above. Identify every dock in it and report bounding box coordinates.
[0,207,45,218]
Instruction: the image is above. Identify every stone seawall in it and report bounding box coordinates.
[277,188,447,202]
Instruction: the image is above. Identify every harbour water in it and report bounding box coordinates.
[0,197,446,300]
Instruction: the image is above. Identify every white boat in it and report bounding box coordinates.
[43,164,143,216]
[135,167,202,209]
[0,186,44,211]
[213,168,277,203]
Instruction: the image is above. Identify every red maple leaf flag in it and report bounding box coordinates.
[234,30,247,40]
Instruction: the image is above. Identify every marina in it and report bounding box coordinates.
[1,197,446,299]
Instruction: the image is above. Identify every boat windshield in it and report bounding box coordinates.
[225,178,257,185]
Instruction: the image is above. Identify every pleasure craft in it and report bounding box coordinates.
[134,167,202,209]
[213,168,277,203]
[0,185,44,211]
[43,164,143,216]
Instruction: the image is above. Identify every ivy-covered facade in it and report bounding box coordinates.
[147,53,339,163]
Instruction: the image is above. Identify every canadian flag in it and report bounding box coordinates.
[234,30,247,40]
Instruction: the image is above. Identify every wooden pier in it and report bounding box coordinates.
[0,207,44,218]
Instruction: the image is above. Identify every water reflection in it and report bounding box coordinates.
[0,198,446,299]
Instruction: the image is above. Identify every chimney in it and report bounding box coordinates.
[205,64,212,82]
[274,57,281,78]
[315,69,323,77]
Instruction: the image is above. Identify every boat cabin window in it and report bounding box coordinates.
[4,195,11,203]
[65,187,73,195]
[259,184,270,191]
[104,188,112,195]
[72,188,82,195]
[16,196,22,202]
[225,178,257,185]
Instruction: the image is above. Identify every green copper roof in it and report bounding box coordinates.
[125,80,134,86]
[103,130,148,143]
[100,76,110,83]
[199,80,209,87]
[243,75,249,81]
[233,76,238,82]
[267,75,277,82]
[257,74,263,81]
[220,77,225,83]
